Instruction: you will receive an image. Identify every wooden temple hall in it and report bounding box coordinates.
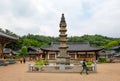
[0,32,18,59]
[41,42,102,61]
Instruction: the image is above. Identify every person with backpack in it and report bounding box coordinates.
[80,59,88,75]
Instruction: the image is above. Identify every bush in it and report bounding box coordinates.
[35,61,44,66]
[87,61,92,65]
[43,59,48,65]
[98,58,107,63]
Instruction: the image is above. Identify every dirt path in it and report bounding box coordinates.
[0,62,120,81]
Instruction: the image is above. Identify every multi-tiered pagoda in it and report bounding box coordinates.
[56,14,70,65]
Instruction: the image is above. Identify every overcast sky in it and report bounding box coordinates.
[0,0,120,37]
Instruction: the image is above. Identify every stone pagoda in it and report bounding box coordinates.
[56,14,70,65]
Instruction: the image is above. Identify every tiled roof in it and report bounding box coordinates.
[98,50,116,55]
[27,46,43,54]
[110,45,120,50]
[0,32,19,40]
[3,48,12,53]
[41,42,102,52]
[3,48,17,54]
[114,53,120,57]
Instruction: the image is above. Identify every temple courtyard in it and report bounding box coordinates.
[0,62,120,81]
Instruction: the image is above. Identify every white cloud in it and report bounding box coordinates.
[68,0,120,37]
[0,0,120,37]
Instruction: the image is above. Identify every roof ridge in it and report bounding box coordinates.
[51,42,89,45]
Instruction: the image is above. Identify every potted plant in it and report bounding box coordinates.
[35,61,44,71]
[87,61,93,71]
[35,61,44,66]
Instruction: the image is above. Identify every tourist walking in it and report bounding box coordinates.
[20,58,23,64]
[80,59,88,75]
[23,57,26,63]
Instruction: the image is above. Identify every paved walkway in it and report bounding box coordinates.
[0,62,120,81]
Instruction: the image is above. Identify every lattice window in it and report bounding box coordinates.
[49,54,55,59]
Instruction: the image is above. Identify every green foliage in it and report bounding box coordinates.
[15,53,20,58]
[1,28,120,50]
[98,58,107,63]
[35,61,44,66]
[20,34,58,47]
[22,38,44,47]
[43,59,49,64]
[87,61,92,65]
[68,34,118,47]
[35,59,49,66]
[104,40,120,49]
[7,34,120,50]
[5,41,22,50]
[19,46,28,57]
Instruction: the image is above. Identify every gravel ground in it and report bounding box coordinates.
[0,62,120,81]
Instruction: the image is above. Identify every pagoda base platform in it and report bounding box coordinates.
[56,54,70,65]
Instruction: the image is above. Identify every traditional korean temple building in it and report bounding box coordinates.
[110,44,120,53]
[109,44,120,58]
[0,32,18,59]
[98,50,115,59]
[41,42,102,61]
[3,48,17,59]
[27,46,42,60]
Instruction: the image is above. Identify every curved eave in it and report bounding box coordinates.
[40,48,59,52]
[0,32,19,40]
[68,49,102,52]
[41,48,103,52]
[28,52,42,55]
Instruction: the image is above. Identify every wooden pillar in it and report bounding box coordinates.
[0,43,6,59]
[95,52,98,60]
[85,52,87,60]
[42,52,44,60]
[43,51,48,60]
[55,52,57,59]
[0,44,3,58]
[75,52,77,59]
[47,53,49,59]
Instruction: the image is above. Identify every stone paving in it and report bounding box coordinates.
[0,61,120,81]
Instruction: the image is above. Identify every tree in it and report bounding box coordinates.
[19,46,28,57]
[104,40,119,49]
[5,29,18,37]
[1,28,120,49]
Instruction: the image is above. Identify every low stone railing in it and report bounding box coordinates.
[28,63,97,73]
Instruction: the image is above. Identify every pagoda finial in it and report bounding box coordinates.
[60,13,65,23]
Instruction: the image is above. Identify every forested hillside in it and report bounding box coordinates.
[1,28,120,50]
